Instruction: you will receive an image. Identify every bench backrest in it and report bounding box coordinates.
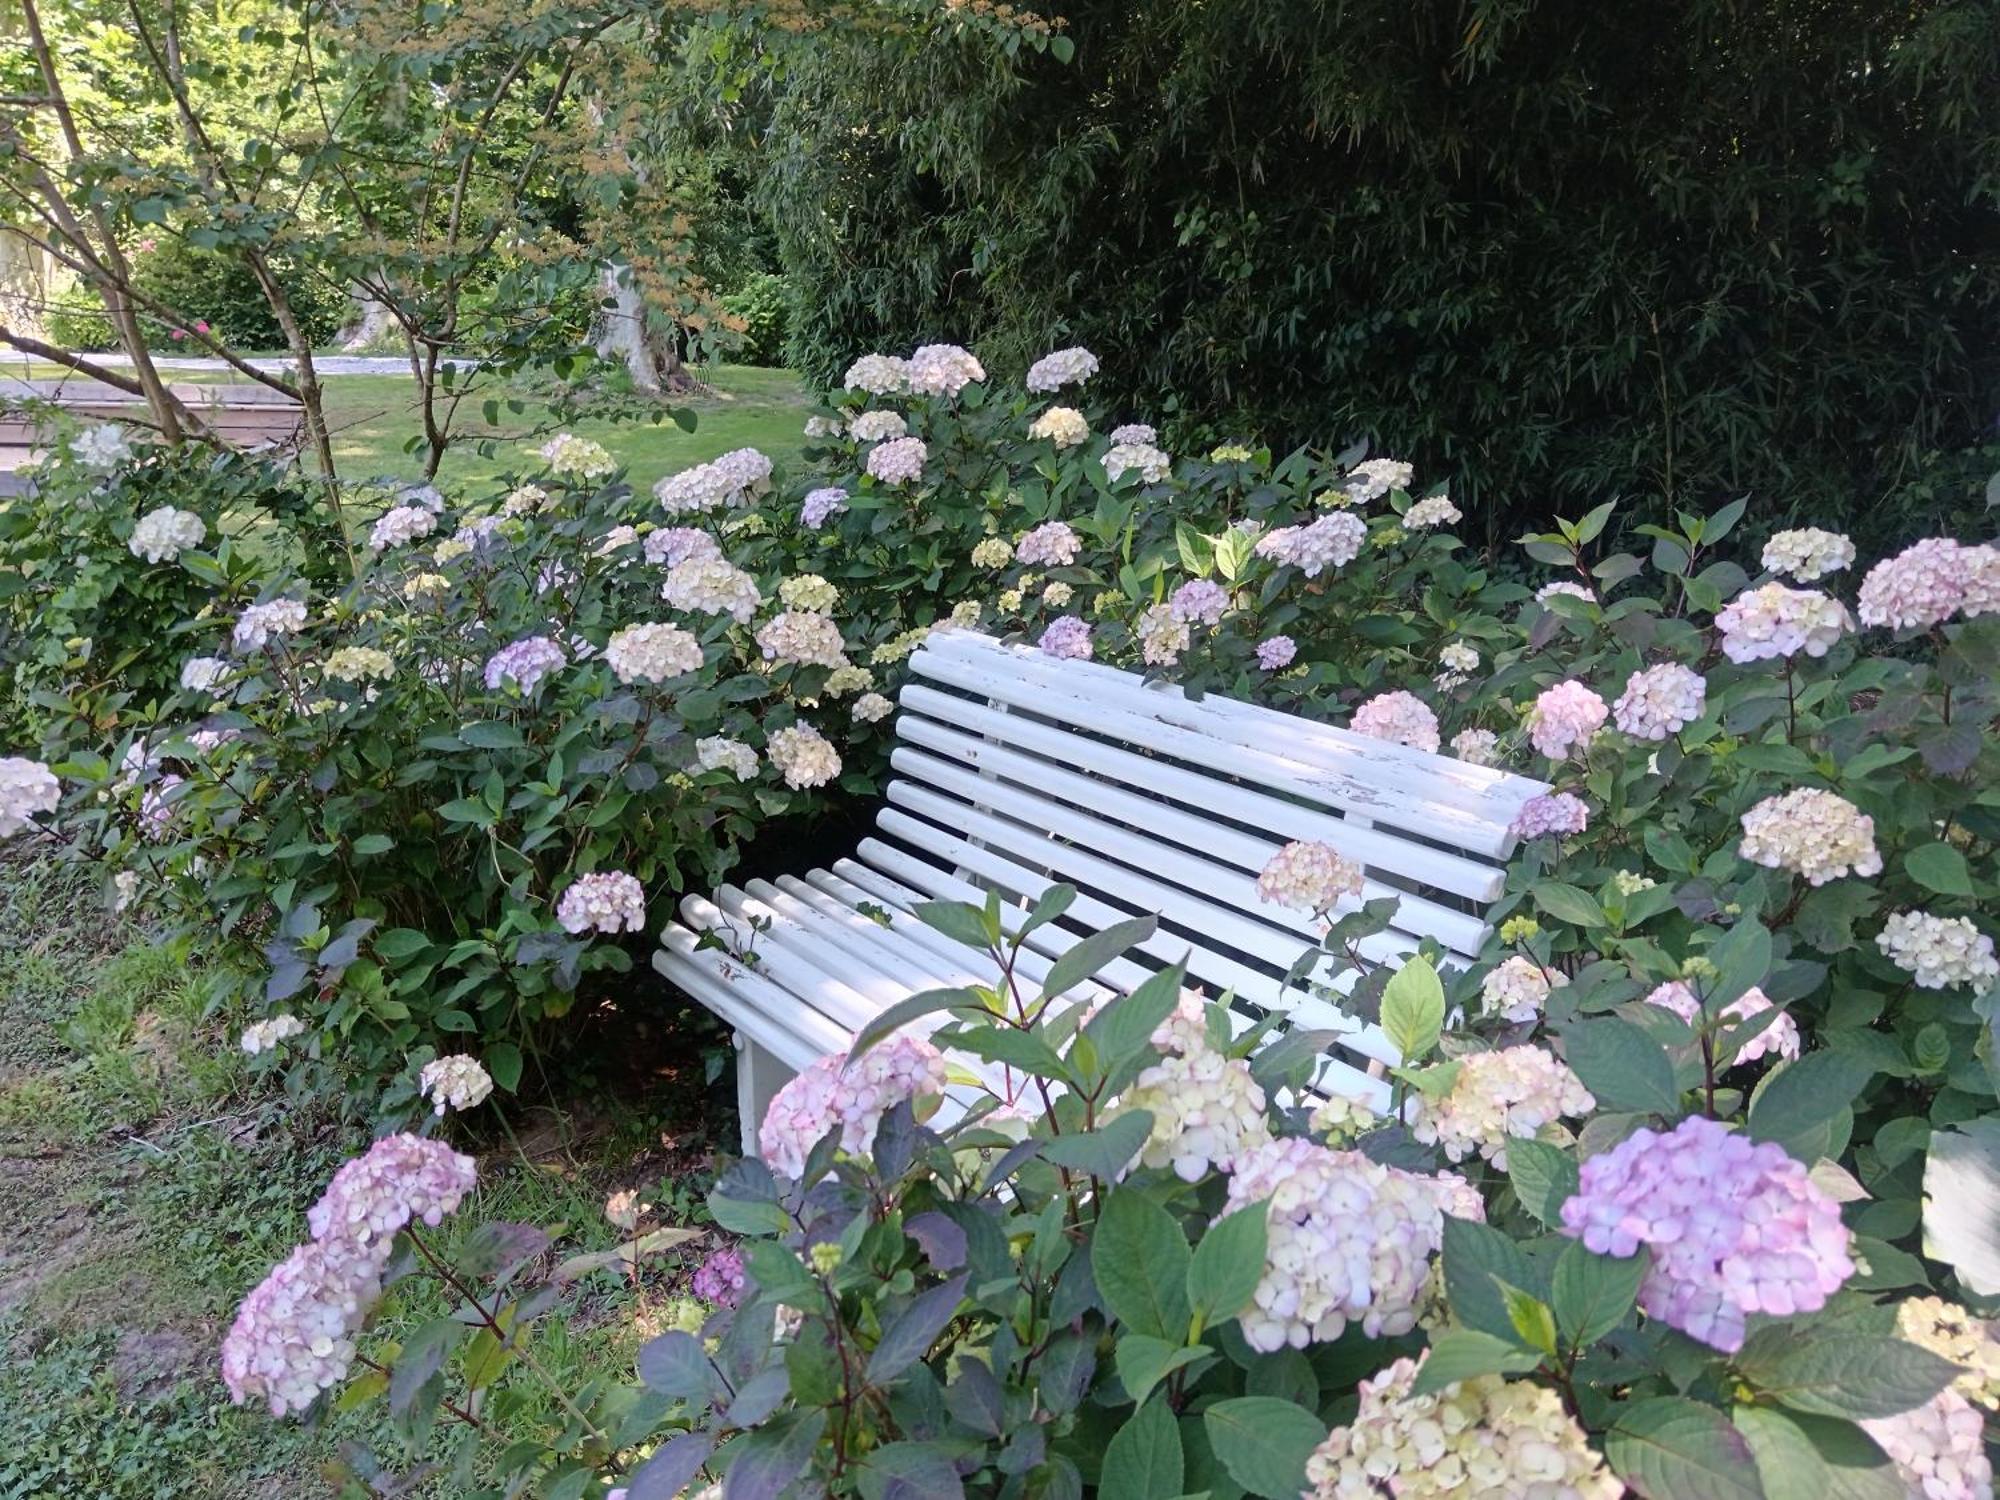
[0,377,304,453]
[885,629,1549,1100]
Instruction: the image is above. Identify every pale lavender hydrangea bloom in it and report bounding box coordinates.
[1613,663,1707,739]
[1526,679,1608,759]
[866,435,927,486]
[556,871,647,934]
[1350,690,1440,753]
[1024,346,1100,392]
[1170,578,1229,625]
[0,757,60,839]
[220,1241,373,1416]
[758,1035,947,1177]
[1222,1137,1475,1351]
[800,487,849,530]
[1038,615,1093,660]
[1016,520,1081,567]
[232,598,308,651]
[1256,635,1297,671]
[905,343,985,397]
[1860,1387,1994,1500]
[755,610,847,668]
[1255,511,1366,577]
[843,353,910,396]
[1136,604,1189,666]
[483,636,567,693]
[692,1246,747,1307]
[1103,441,1172,484]
[1510,791,1590,840]
[847,408,907,443]
[1560,1114,1854,1352]
[1108,422,1156,445]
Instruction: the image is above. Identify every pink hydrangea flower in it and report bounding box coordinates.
[306,1134,480,1276]
[1350,691,1440,752]
[758,1035,947,1177]
[692,1245,747,1307]
[1526,680,1608,759]
[556,871,647,934]
[1170,578,1229,625]
[1643,981,1800,1064]
[1510,792,1589,841]
[1016,521,1081,567]
[1559,1115,1853,1352]
[1857,537,1973,630]
[1715,583,1852,663]
[1038,615,1093,660]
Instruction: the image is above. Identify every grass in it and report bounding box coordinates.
[5,357,815,498]
[0,846,736,1498]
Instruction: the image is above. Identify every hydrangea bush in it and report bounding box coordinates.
[227,896,1999,1499]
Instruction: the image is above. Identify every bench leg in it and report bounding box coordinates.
[734,1030,794,1160]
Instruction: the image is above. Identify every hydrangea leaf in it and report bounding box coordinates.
[1606,1396,1764,1500]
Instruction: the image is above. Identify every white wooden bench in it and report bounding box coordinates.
[654,630,1550,1157]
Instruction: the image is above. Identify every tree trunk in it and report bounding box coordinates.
[338,286,400,352]
[591,262,691,395]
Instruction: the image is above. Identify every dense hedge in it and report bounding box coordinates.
[738,0,2000,547]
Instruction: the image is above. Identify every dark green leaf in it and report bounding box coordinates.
[1746,1336,1961,1420]
[1114,1335,1209,1407]
[1039,914,1159,1005]
[1607,1396,1765,1500]
[1410,1329,1543,1394]
[849,987,984,1063]
[1746,1052,1877,1160]
[1187,1200,1269,1325]
[1506,1139,1580,1227]
[1040,1111,1154,1178]
[1551,1241,1647,1346]
[1092,1189,1192,1339]
[1905,843,1974,896]
[1201,1397,1326,1500]
[1100,1397,1184,1500]
[867,1273,969,1383]
[1562,1016,1680,1115]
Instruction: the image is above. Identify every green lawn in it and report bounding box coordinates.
[321,364,814,496]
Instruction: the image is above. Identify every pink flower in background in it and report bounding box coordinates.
[194,320,210,334]
[692,1246,747,1307]
[1039,615,1093,660]
[1510,792,1590,840]
[758,1035,947,1176]
[1350,690,1440,752]
[169,328,187,340]
[1526,680,1608,759]
[1256,635,1297,670]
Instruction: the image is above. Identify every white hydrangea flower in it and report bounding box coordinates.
[851,692,894,723]
[971,537,1014,569]
[1137,603,1189,666]
[1102,440,1172,484]
[129,506,206,563]
[71,422,133,471]
[1405,1045,1595,1168]
[803,415,844,439]
[1536,580,1595,605]
[1109,422,1156,445]
[779,575,840,613]
[755,610,847,669]
[1341,458,1414,503]
[662,558,762,623]
[842,354,910,396]
[1480,955,1565,1024]
[1304,1354,1619,1499]
[768,722,841,789]
[367,505,437,553]
[1,756,62,839]
[1024,346,1099,392]
[233,598,309,651]
[695,737,758,779]
[1255,512,1366,577]
[1763,527,1856,582]
[240,1015,307,1056]
[847,409,907,442]
[1878,912,2000,990]
[1739,788,1882,885]
[180,656,231,694]
[1613,663,1707,739]
[1256,840,1365,916]
[111,868,142,912]
[418,1055,494,1115]
[1028,406,1089,448]
[605,623,703,684]
[1402,494,1461,531]
[499,483,549,517]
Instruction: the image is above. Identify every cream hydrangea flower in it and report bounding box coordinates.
[662,558,762,623]
[1028,406,1089,448]
[1405,1045,1595,1169]
[1256,840,1365,916]
[324,646,394,683]
[418,1055,494,1116]
[768,722,841,788]
[1762,527,1856,581]
[1479,955,1565,1024]
[1739,787,1882,885]
[779,574,840,613]
[605,623,703,684]
[1303,1355,1619,1499]
[1897,1297,2000,1410]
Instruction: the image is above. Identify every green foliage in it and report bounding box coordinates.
[42,238,346,353]
[718,0,2000,547]
[720,271,794,368]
